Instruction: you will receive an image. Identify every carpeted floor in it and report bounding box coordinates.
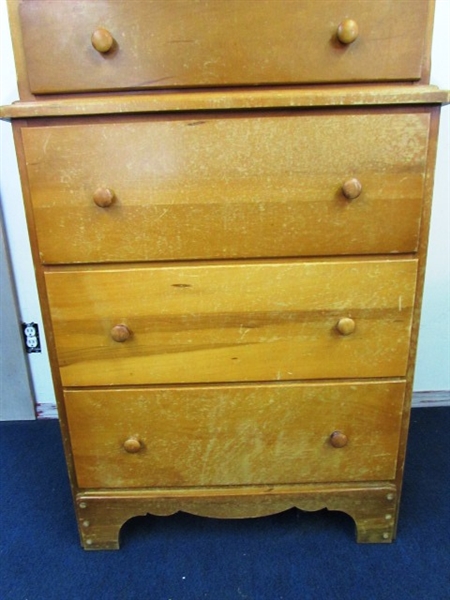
[1,407,449,600]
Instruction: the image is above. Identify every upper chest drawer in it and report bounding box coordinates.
[18,0,431,94]
[22,110,430,264]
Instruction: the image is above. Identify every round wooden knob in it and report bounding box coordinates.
[336,317,356,336]
[123,437,142,453]
[91,28,114,53]
[93,187,115,208]
[342,178,362,200]
[337,19,359,44]
[330,431,348,448]
[110,324,130,343]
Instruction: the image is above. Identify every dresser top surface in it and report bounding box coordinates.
[2,85,449,120]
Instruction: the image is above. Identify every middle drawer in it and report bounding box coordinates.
[22,110,429,264]
[45,258,417,387]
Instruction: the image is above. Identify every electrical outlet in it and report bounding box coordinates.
[22,322,41,353]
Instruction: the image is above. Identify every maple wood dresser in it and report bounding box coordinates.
[2,0,448,549]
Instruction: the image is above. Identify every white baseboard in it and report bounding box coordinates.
[412,390,450,407]
[36,402,58,419]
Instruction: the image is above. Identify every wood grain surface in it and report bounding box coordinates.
[22,111,429,263]
[75,483,398,548]
[3,0,444,549]
[2,86,448,120]
[19,0,429,93]
[65,380,406,488]
[44,258,417,386]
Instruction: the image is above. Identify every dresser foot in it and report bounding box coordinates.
[76,499,121,550]
[349,500,397,543]
[297,484,398,544]
[75,483,397,549]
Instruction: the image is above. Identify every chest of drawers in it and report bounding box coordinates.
[2,0,448,550]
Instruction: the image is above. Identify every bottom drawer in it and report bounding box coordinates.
[66,381,405,489]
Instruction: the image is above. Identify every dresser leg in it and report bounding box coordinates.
[75,484,398,549]
[351,504,397,543]
[327,490,398,543]
[295,485,398,544]
[76,498,123,550]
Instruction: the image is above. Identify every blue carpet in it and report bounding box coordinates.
[1,407,449,599]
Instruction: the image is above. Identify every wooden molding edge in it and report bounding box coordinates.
[75,483,398,549]
[1,85,449,121]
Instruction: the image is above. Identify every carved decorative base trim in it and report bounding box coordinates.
[75,483,397,550]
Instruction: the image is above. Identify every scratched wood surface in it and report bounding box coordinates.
[2,87,448,120]
[44,258,417,386]
[3,0,445,549]
[17,0,430,94]
[22,111,429,264]
[65,380,406,488]
[75,484,398,548]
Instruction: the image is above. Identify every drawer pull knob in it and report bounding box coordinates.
[111,324,130,343]
[330,431,348,448]
[337,19,359,44]
[342,178,362,200]
[336,317,356,336]
[123,437,142,454]
[91,28,114,53]
[93,187,115,208]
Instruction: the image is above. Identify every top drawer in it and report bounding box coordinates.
[18,0,431,94]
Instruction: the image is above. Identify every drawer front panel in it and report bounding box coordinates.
[23,112,429,264]
[20,1,429,94]
[65,381,406,489]
[45,259,417,387]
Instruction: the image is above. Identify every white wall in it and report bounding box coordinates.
[0,0,449,411]
[0,0,55,409]
[414,0,450,392]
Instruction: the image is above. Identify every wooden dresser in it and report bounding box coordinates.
[2,0,448,550]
